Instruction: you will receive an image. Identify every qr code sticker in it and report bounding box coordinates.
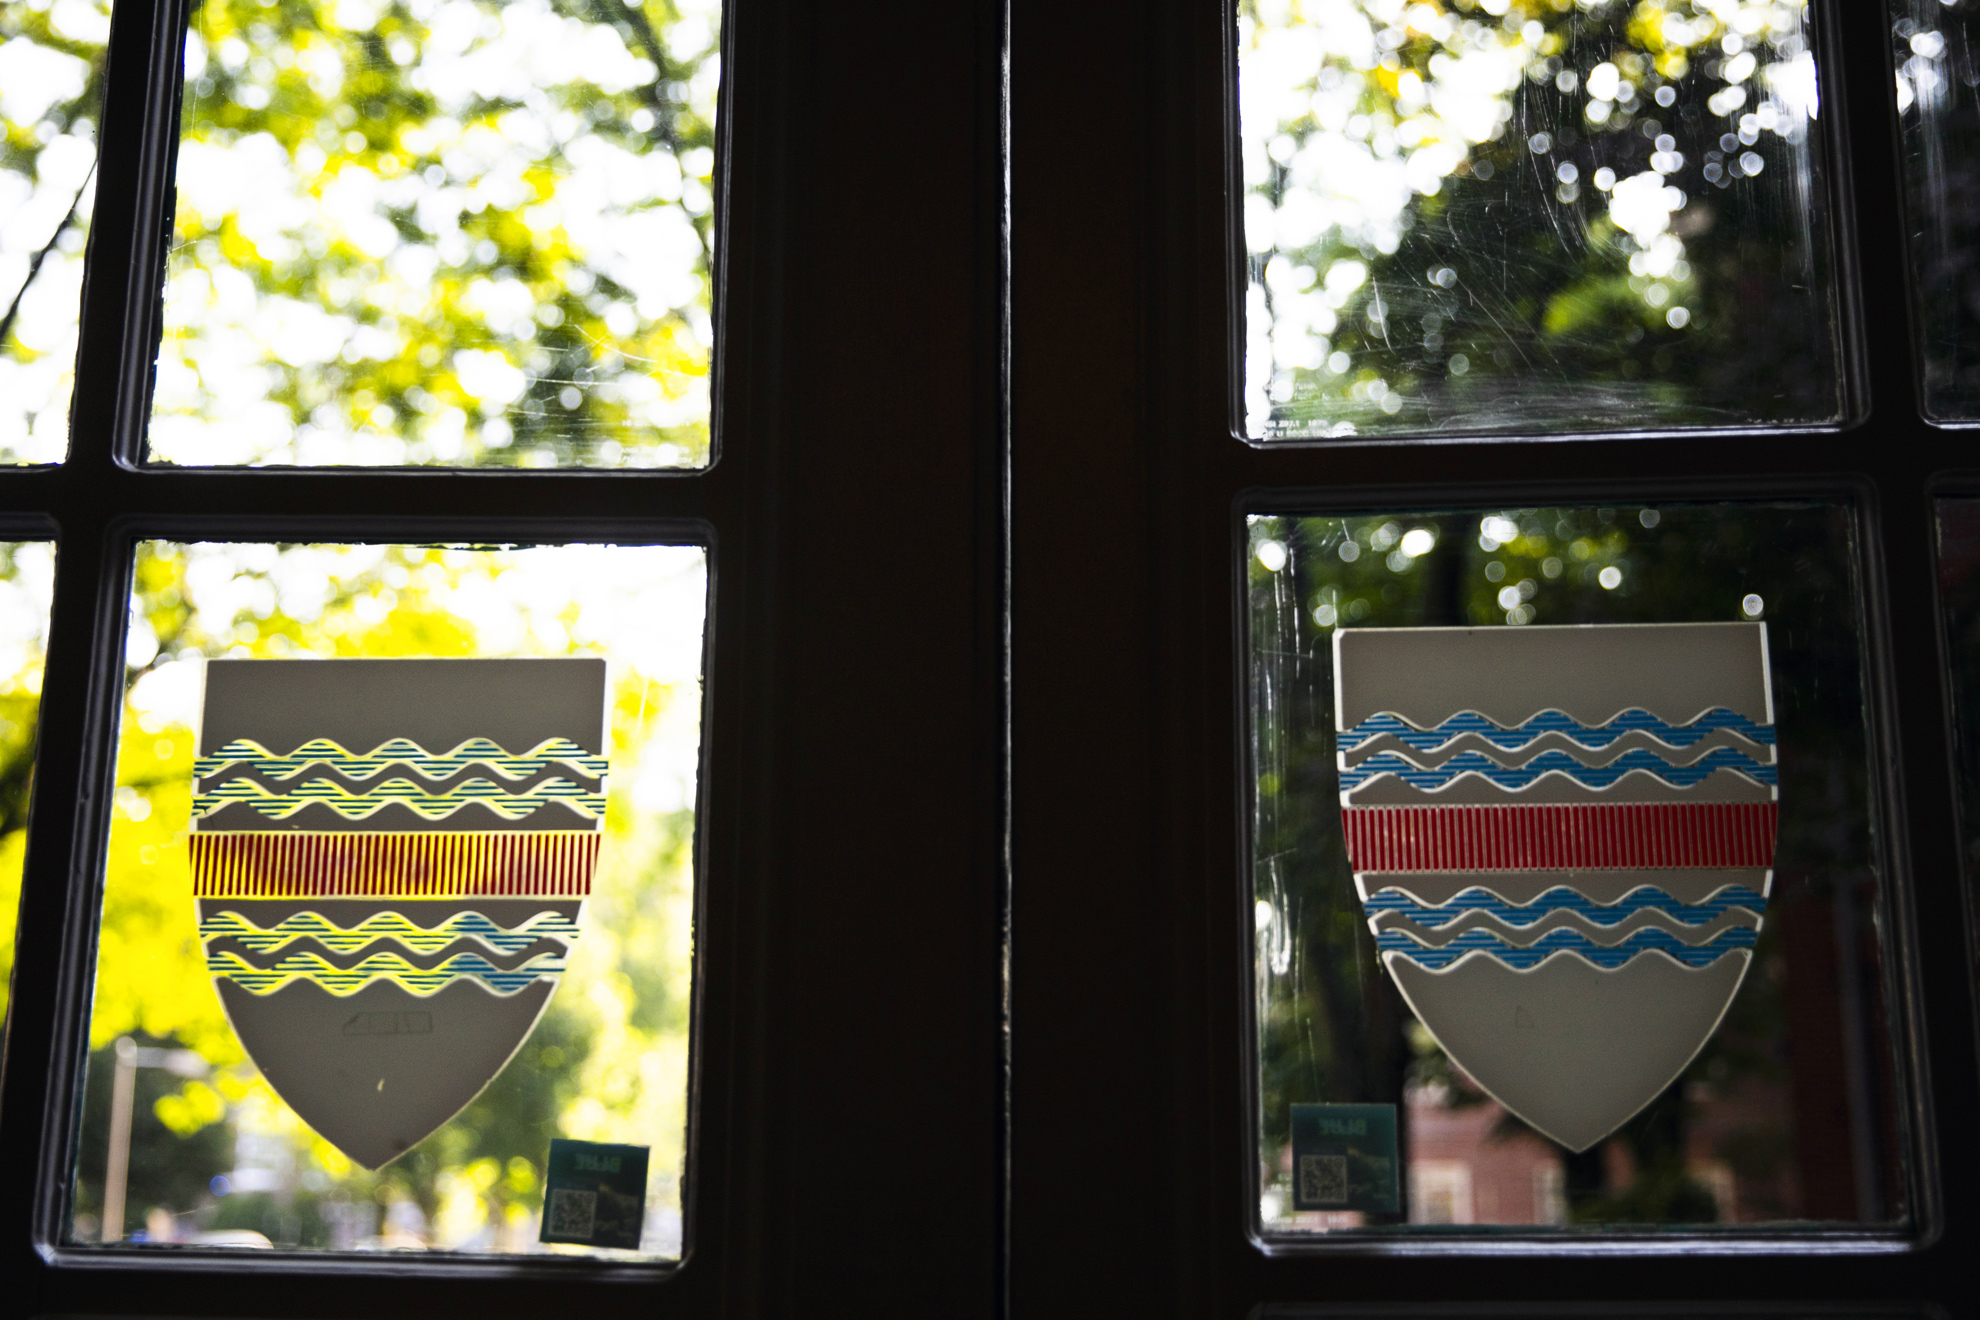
[1299,1153,1349,1206]
[548,1187,598,1239]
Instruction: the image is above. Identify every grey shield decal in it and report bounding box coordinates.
[191,657,607,1169]
[1334,622,1778,1152]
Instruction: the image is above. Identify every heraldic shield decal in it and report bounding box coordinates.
[190,658,607,1170]
[1334,622,1778,1153]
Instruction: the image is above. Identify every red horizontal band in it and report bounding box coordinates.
[1341,803,1778,872]
[191,831,600,898]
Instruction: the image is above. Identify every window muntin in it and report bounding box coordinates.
[1245,501,1907,1234]
[0,0,109,465]
[1238,0,1843,440]
[68,539,704,1258]
[151,0,720,469]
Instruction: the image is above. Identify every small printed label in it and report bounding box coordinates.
[1289,1103,1399,1213]
[540,1138,649,1250]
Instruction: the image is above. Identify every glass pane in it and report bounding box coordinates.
[0,543,57,1019]
[1246,502,1906,1234]
[69,541,705,1259]
[1894,1,1980,420]
[0,0,108,464]
[1935,501,1980,1004]
[1239,0,1843,440]
[151,0,719,468]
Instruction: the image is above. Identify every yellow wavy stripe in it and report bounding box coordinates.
[195,736,609,782]
[195,776,606,821]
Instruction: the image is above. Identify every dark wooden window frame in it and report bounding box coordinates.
[0,0,1007,1315]
[1011,0,1980,1313]
[7,0,1979,1313]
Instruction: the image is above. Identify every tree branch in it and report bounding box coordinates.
[0,160,96,354]
[587,0,714,268]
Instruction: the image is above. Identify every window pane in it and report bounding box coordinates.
[0,543,57,1019]
[151,0,719,468]
[0,0,107,464]
[1246,502,1905,1233]
[1894,1,1980,420]
[69,541,705,1259]
[1935,501,1980,998]
[1239,0,1842,440]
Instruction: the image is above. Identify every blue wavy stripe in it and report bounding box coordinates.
[1378,926,1758,971]
[199,909,581,955]
[207,949,564,995]
[195,737,610,783]
[1339,746,1777,791]
[194,775,607,821]
[1363,885,1767,929]
[1339,708,1776,753]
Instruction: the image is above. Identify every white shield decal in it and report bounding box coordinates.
[191,657,607,1170]
[1335,622,1777,1153]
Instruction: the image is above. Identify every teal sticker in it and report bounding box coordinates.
[1289,1103,1399,1213]
[540,1138,650,1249]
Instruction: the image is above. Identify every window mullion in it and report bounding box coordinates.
[67,0,189,474]
[0,508,127,1261]
[1830,0,1920,427]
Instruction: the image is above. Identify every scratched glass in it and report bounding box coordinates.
[1239,0,1843,440]
[1246,502,1906,1233]
[0,0,110,463]
[69,540,705,1258]
[150,0,719,468]
[1892,1,1980,420]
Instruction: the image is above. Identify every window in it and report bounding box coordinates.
[0,0,1002,1308]
[152,0,719,468]
[7,0,1980,1310]
[1237,0,1845,439]
[1012,0,1973,1307]
[1247,501,1908,1235]
[71,539,705,1256]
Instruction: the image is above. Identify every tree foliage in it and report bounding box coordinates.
[2,0,718,470]
[154,0,718,467]
[1242,0,1837,437]
[0,0,107,463]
